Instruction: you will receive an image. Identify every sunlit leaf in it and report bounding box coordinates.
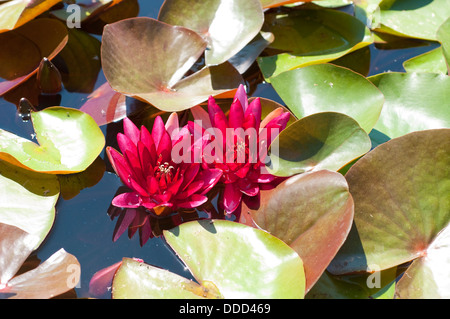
[329,129,450,298]
[0,107,105,174]
[0,249,80,299]
[402,47,448,74]
[369,72,450,138]
[112,220,306,299]
[0,0,62,33]
[437,17,450,73]
[101,17,243,112]
[0,160,59,248]
[260,0,315,9]
[267,112,371,177]
[270,64,384,133]
[257,7,373,80]
[375,0,450,41]
[159,0,264,66]
[239,170,353,293]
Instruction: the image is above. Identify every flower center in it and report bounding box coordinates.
[154,161,175,183]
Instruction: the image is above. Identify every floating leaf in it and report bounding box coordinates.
[257,8,373,80]
[260,0,315,9]
[0,18,68,96]
[112,220,305,298]
[329,129,450,298]
[270,64,384,133]
[0,160,59,248]
[267,112,371,177]
[0,248,80,299]
[437,17,450,73]
[0,107,105,174]
[402,47,448,74]
[375,0,450,41]
[0,0,62,33]
[239,170,353,293]
[369,72,450,139]
[101,17,243,112]
[159,0,264,66]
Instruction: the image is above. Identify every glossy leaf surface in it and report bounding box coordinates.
[239,170,353,293]
[270,64,384,133]
[112,220,305,298]
[101,17,243,111]
[0,160,59,248]
[329,129,450,299]
[267,112,371,177]
[159,0,264,66]
[369,72,450,139]
[0,107,105,174]
[258,8,373,80]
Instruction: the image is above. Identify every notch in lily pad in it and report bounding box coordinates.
[112,220,306,299]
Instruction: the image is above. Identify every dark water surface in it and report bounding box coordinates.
[0,0,438,298]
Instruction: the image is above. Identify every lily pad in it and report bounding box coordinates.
[270,64,384,133]
[0,107,105,174]
[369,72,450,139]
[112,220,306,298]
[437,17,450,73]
[0,160,59,248]
[0,0,61,32]
[239,170,354,293]
[158,0,264,66]
[375,0,450,41]
[257,7,373,80]
[328,129,450,297]
[0,18,68,96]
[402,47,448,74]
[267,112,371,177]
[101,17,243,112]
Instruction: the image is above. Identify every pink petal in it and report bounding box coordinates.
[112,192,141,208]
[228,98,244,129]
[177,180,204,198]
[177,194,208,209]
[152,116,165,150]
[156,130,172,164]
[223,183,242,214]
[197,168,223,195]
[117,132,136,156]
[123,117,140,146]
[180,163,200,191]
[238,179,259,196]
[106,147,133,189]
[89,261,123,297]
[140,125,157,165]
[167,175,184,195]
[260,107,285,130]
[245,97,262,130]
[191,105,212,129]
[165,112,179,138]
[112,209,137,242]
[234,84,248,112]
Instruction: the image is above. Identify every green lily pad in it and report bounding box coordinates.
[328,129,450,297]
[267,112,371,177]
[369,72,450,139]
[0,160,59,248]
[239,170,354,293]
[270,64,384,133]
[158,0,264,66]
[402,47,448,74]
[437,17,450,73]
[375,0,450,41]
[101,17,243,112]
[257,7,373,80]
[112,220,305,299]
[0,107,105,174]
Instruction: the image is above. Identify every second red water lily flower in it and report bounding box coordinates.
[106,113,222,216]
[190,85,291,214]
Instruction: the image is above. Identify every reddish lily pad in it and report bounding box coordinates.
[240,170,354,293]
[0,107,105,174]
[101,17,243,112]
[328,129,450,298]
[112,220,305,298]
[0,18,68,96]
[158,0,264,66]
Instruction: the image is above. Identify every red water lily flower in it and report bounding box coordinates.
[106,113,222,216]
[190,85,291,214]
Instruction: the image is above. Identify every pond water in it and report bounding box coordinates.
[0,0,439,299]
